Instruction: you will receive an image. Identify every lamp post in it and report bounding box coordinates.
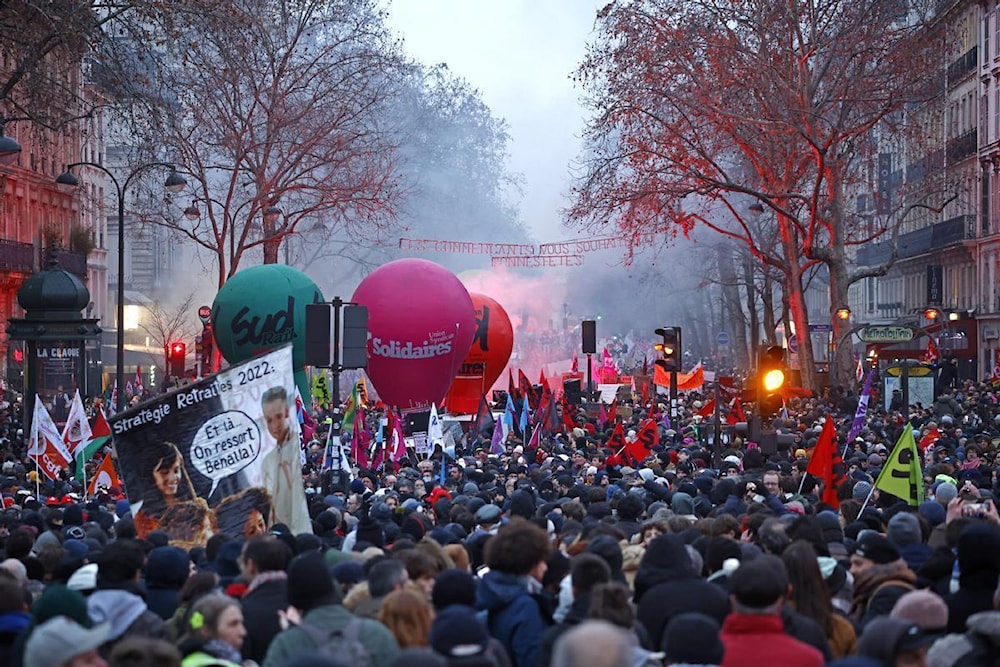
[56,162,186,412]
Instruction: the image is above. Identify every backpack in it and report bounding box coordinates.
[297,617,371,667]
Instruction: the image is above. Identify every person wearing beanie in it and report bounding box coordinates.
[944,522,1000,633]
[720,555,824,667]
[935,481,958,506]
[262,551,400,667]
[431,569,477,611]
[886,512,931,572]
[429,604,510,666]
[849,533,916,628]
[890,590,949,638]
[852,481,873,502]
[856,617,932,666]
[661,612,724,667]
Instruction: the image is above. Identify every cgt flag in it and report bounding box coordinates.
[874,424,924,506]
[87,453,121,497]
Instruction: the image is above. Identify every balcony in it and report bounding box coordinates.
[0,240,36,274]
[947,46,978,83]
[947,129,978,163]
[856,214,976,266]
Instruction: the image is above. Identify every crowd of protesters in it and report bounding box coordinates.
[6,366,1000,666]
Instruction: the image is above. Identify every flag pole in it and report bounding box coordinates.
[797,472,807,496]
[858,484,876,514]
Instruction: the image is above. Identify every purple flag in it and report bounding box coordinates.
[660,412,671,431]
[491,416,505,455]
[844,370,873,455]
[597,402,608,430]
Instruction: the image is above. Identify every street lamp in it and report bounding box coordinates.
[56,162,186,412]
[835,307,851,320]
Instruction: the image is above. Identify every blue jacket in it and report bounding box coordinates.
[476,570,549,667]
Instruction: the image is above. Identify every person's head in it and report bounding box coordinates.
[108,637,182,667]
[781,540,833,633]
[587,582,634,629]
[287,551,340,612]
[186,594,245,651]
[23,616,110,667]
[570,552,611,596]
[378,588,434,649]
[262,387,291,442]
[857,617,931,667]
[660,613,724,666]
[484,517,552,581]
[729,554,789,616]
[96,540,145,586]
[762,471,781,495]
[850,532,900,578]
[368,558,409,598]
[551,620,633,667]
[240,535,292,579]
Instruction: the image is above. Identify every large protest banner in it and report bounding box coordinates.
[110,345,311,548]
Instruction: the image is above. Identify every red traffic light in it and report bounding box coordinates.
[171,342,185,355]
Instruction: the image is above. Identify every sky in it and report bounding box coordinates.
[385,0,605,242]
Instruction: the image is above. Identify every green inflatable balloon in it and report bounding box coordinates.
[211,265,324,395]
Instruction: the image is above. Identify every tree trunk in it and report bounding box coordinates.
[778,214,816,391]
[717,242,749,369]
[828,249,854,390]
[743,255,759,366]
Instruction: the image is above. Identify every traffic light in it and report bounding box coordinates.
[168,341,186,378]
[757,345,786,418]
[654,327,682,372]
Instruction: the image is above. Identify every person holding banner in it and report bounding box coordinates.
[260,386,311,535]
[134,440,207,540]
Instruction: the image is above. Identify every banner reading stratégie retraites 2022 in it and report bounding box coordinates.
[110,346,311,548]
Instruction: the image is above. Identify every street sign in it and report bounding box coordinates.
[716,331,730,346]
[858,325,914,343]
[809,324,833,333]
[197,305,212,325]
[787,334,798,352]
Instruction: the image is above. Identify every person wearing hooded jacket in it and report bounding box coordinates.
[633,534,730,650]
[475,518,553,667]
[87,539,170,657]
[145,545,190,621]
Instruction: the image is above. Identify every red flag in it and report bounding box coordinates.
[607,398,617,424]
[727,398,747,425]
[518,370,538,412]
[542,392,560,435]
[696,399,715,418]
[641,381,650,411]
[508,369,517,400]
[597,402,608,430]
[90,408,112,439]
[606,421,626,455]
[805,418,845,506]
[87,454,121,497]
[919,427,941,451]
[472,394,495,441]
[571,352,579,374]
[539,369,549,390]
[562,395,577,432]
[626,418,659,464]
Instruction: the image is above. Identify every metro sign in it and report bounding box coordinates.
[858,325,915,343]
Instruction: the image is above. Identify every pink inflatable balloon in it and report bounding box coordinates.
[352,259,476,410]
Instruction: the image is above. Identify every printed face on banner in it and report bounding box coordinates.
[110,346,312,549]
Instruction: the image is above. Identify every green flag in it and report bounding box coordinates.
[874,424,924,506]
[74,435,110,483]
[341,382,360,435]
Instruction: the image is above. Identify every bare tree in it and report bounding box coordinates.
[114,0,407,287]
[136,291,200,377]
[569,0,949,390]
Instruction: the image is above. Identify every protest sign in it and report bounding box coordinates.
[110,345,311,548]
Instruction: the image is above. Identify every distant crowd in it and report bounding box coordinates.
[4,373,1000,666]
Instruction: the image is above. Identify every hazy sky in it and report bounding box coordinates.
[385,0,605,241]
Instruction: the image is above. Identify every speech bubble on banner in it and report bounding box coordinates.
[189,411,262,496]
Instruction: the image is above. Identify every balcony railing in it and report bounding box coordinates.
[0,240,36,274]
[947,129,978,163]
[856,214,976,266]
[947,46,978,83]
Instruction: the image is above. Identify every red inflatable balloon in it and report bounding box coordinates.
[445,293,514,414]
[352,259,476,410]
